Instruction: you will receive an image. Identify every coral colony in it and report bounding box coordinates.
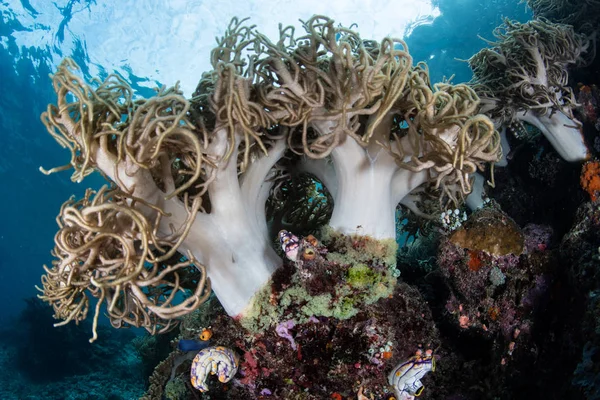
[470,19,590,162]
[36,12,596,400]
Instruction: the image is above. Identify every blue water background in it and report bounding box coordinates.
[0,0,530,327]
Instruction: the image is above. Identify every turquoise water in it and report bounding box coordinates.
[0,1,532,398]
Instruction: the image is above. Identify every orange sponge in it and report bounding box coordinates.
[581,161,600,201]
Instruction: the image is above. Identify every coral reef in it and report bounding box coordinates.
[135,229,441,399]
[438,207,551,345]
[32,8,600,400]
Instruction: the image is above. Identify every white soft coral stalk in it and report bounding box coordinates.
[516,108,589,161]
[327,135,399,240]
[513,44,588,162]
[94,128,284,317]
[308,114,428,240]
[178,130,284,316]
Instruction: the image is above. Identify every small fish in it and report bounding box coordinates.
[388,349,435,399]
[199,328,213,341]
